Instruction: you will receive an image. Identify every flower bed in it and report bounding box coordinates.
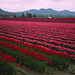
[0,20,75,74]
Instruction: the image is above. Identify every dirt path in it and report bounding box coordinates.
[15,65,75,75]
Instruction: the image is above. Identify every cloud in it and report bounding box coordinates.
[0,0,75,12]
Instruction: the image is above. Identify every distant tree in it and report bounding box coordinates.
[13,14,16,18]
[61,15,64,18]
[0,14,4,17]
[26,13,32,18]
[5,14,9,18]
[45,15,48,18]
[50,15,65,18]
[20,13,25,18]
[68,15,74,18]
[35,14,48,18]
[65,15,68,18]
[33,14,36,18]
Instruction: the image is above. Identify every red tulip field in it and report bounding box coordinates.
[0,18,75,75]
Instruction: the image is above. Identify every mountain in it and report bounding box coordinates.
[0,9,13,15]
[59,10,75,15]
[0,8,75,16]
[24,8,61,15]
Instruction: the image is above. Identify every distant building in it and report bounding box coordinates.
[48,16,51,18]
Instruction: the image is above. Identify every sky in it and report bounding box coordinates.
[0,0,75,12]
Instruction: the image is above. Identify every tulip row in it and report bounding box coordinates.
[0,34,75,56]
[0,51,16,63]
[0,20,74,42]
[0,41,54,64]
[0,35,75,61]
[0,18,75,23]
[0,27,75,45]
[0,51,17,75]
[0,50,22,67]
[0,40,72,70]
[0,20,75,71]
[0,32,74,49]
[0,44,46,72]
[0,20,74,51]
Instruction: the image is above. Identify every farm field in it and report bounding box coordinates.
[0,19,75,75]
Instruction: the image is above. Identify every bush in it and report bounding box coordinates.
[0,60,16,75]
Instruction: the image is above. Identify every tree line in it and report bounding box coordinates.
[0,13,75,18]
[0,13,36,18]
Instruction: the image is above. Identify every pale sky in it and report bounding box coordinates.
[0,0,75,12]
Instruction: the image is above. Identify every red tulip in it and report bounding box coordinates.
[20,65,22,67]
[15,64,17,66]
[0,59,1,61]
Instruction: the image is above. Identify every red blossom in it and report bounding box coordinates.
[15,64,17,66]
[20,65,22,67]
[0,59,1,61]
[50,62,52,64]
[47,61,50,63]
[4,60,8,62]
